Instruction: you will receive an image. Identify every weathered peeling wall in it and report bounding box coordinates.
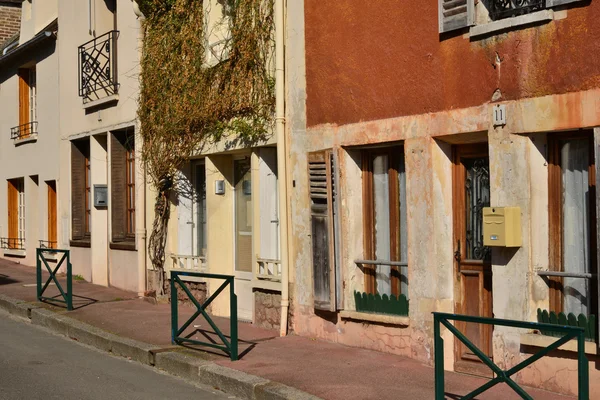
[304,1,600,128]
[287,82,600,394]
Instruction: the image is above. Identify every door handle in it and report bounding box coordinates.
[454,239,462,264]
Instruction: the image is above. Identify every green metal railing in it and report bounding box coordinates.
[433,312,589,400]
[171,271,238,361]
[36,248,73,311]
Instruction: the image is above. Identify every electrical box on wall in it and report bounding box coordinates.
[483,207,522,247]
[215,180,225,195]
[94,184,108,207]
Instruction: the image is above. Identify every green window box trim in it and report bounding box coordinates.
[354,291,409,317]
[537,308,596,342]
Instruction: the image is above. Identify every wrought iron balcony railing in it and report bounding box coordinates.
[1,237,25,250]
[78,30,119,103]
[491,0,545,20]
[10,121,38,140]
[39,240,58,249]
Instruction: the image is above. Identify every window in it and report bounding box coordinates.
[439,0,586,34]
[548,131,597,319]
[205,0,236,65]
[361,146,408,298]
[111,130,135,247]
[195,163,207,257]
[5,178,25,250]
[71,138,91,245]
[13,67,37,140]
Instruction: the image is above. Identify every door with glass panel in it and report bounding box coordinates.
[453,144,493,377]
[234,157,254,321]
[193,163,207,264]
[548,132,597,322]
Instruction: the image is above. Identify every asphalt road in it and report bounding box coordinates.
[0,310,236,400]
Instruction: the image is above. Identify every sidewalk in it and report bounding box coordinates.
[0,259,576,400]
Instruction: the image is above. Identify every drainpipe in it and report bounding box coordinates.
[275,0,289,337]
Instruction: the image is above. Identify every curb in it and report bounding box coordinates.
[0,294,321,400]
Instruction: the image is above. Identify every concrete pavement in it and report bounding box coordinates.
[0,258,579,399]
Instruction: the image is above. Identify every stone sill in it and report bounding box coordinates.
[14,134,38,146]
[340,310,410,326]
[520,333,597,356]
[470,10,554,39]
[251,278,281,292]
[166,270,207,282]
[3,249,26,257]
[83,94,119,110]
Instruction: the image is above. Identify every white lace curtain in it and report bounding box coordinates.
[561,138,591,316]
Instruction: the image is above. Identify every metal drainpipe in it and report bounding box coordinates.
[275,0,289,337]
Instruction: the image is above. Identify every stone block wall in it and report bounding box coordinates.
[254,288,281,330]
[0,2,20,47]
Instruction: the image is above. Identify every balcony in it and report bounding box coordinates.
[490,0,545,20]
[10,121,38,142]
[1,238,25,257]
[39,240,57,249]
[78,30,119,104]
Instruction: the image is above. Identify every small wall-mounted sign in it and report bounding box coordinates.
[215,180,225,195]
[493,104,507,126]
[94,184,108,207]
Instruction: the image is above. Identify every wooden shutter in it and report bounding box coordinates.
[308,150,336,311]
[111,133,127,241]
[48,181,57,247]
[71,142,86,241]
[439,0,473,33]
[548,0,584,6]
[18,69,30,127]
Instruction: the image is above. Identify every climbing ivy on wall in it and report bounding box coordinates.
[137,0,275,294]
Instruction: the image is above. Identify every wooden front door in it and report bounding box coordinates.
[452,144,493,377]
[48,181,57,248]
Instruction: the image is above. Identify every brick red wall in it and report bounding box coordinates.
[0,3,21,48]
[305,1,600,128]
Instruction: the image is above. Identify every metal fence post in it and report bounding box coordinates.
[171,273,178,344]
[434,314,445,400]
[229,277,238,361]
[578,331,589,400]
[36,249,42,301]
[66,251,73,311]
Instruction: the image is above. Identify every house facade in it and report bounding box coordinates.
[157,0,289,330]
[0,0,147,295]
[288,0,600,396]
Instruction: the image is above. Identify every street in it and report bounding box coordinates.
[0,310,235,400]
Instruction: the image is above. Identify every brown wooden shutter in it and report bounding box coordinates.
[18,69,29,126]
[439,0,473,33]
[71,142,86,241]
[111,133,127,241]
[308,150,336,311]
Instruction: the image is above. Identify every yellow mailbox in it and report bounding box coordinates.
[483,207,522,247]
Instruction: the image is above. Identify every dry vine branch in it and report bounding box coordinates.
[138,0,275,295]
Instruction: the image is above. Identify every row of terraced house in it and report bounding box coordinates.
[1,0,599,396]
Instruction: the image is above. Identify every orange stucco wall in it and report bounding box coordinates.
[304,1,600,128]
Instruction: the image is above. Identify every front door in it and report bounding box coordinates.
[453,144,493,377]
[234,157,254,322]
[48,181,57,248]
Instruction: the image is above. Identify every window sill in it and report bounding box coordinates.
[251,278,282,292]
[340,310,410,326]
[70,240,91,248]
[469,10,554,39]
[83,94,119,110]
[3,249,26,257]
[110,241,136,251]
[520,333,597,356]
[14,134,38,146]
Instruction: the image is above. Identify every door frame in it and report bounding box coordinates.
[452,143,493,377]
